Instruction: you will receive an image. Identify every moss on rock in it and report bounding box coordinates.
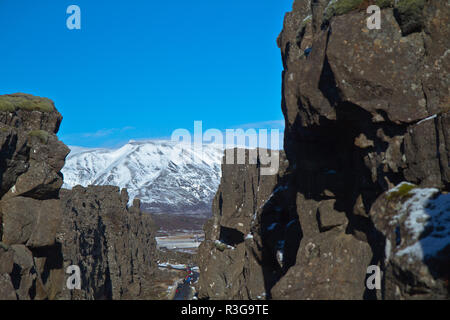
[394,0,426,35]
[375,0,394,8]
[28,130,49,144]
[323,0,395,24]
[214,241,228,252]
[324,0,364,22]
[334,0,365,15]
[387,182,418,200]
[0,93,55,112]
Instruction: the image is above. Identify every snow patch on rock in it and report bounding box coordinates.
[391,187,450,262]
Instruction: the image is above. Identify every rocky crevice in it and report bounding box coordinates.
[58,186,157,300]
[0,93,158,300]
[198,0,449,300]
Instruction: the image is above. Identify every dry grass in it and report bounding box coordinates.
[0,93,55,112]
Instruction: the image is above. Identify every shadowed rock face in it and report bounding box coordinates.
[197,149,287,300]
[0,94,157,300]
[0,94,69,300]
[275,0,449,300]
[199,0,449,300]
[370,184,449,300]
[58,186,157,300]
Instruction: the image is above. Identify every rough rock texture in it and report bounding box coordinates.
[0,93,157,300]
[2,197,62,247]
[58,186,157,300]
[0,93,69,300]
[0,245,16,300]
[370,183,449,299]
[275,0,449,300]
[197,149,288,299]
[199,0,449,300]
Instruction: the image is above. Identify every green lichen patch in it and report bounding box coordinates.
[324,0,365,22]
[375,0,394,8]
[334,0,366,15]
[387,182,418,200]
[323,0,394,24]
[214,241,227,252]
[396,0,426,15]
[394,0,426,35]
[28,130,49,144]
[0,93,55,112]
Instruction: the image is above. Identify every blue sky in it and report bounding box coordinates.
[0,0,292,148]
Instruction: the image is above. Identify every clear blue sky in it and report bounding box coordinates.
[0,0,293,148]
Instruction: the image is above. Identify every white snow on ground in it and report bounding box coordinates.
[214,240,235,250]
[302,14,312,23]
[276,250,284,264]
[385,239,392,262]
[156,235,203,250]
[391,187,450,262]
[157,262,188,270]
[417,114,437,125]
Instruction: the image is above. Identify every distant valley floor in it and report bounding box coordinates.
[149,212,209,236]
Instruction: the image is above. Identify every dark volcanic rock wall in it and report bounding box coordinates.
[0,93,69,300]
[0,93,157,300]
[199,0,449,300]
[197,149,288,299]
[276,0,449,300]
[59,186,157,300]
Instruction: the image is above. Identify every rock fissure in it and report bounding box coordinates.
[198,0,449,300]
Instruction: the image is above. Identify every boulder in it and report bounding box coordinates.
[10,244,36,300]
[317,199,348,231]
[370,182,450,299]
[271,229,372,300]
[1,197,62,247]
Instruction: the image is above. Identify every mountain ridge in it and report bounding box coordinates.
[61,140,223,216]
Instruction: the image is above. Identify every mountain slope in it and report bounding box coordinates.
[61,140,223,215]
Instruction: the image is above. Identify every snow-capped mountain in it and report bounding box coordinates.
[61,140,224,216]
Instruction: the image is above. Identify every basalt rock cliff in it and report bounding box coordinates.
[0,93,69,300]
[58,186,157,300]
[198,0,449,300]
[197,149,288,299]
[0,93,157,300]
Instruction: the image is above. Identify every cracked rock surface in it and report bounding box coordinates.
[199,0,449,300]
[0,94,157,300]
